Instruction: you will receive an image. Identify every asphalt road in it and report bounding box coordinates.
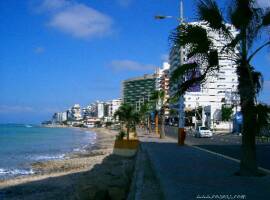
[185,131,270,171]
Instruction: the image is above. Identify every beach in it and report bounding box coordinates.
[0,128,135,200]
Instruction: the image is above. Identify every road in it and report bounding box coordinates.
[173,130,270,171]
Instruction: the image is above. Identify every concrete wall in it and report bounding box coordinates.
[164,126,178,139]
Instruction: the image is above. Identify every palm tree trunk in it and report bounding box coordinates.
[237,60,258,176]
[127,124,130,141]
[148,115,152,134]
[240,100,258,175]
[155,112,159,135]
[160,114,166,139]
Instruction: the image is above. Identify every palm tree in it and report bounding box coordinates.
[114,103,140,140]
[150,90,166,138]
[170,0,270,176]
[139,101,152,133]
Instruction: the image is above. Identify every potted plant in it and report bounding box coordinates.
[113,103,140,157]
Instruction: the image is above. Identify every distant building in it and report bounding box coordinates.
[169,21,239,128]
[106,99,122,121]
[122,74,156,111]
[52,112,67,124]
[156,62,170,115]
[97,101,105,119]
[70,104,82,121]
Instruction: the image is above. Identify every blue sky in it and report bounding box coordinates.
[0,0,270,123]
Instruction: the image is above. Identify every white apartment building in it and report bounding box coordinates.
[107,99,122,118]
[52,112,67,123]
[70,104,82,121]
[97,101,105,119]
[156,62,170,115]
[169,21,239,128]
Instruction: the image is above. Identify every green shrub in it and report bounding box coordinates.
[116,131,126,140]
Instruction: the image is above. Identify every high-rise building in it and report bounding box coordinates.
[122,74,156,111]
[70,104,82,121]
[156,62,170,102]
[169,21,239,128]
[107,99,122,117]
[97,101,105,119]
[52,112,67,123]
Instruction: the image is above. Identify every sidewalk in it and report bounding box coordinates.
[137,131,270,200]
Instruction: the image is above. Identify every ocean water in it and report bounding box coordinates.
[0,124,96,180]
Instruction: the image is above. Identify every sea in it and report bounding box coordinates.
[0,124,97,180]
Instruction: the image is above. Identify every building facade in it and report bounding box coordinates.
[52,112,67,124]
[122,74,157,111]
[169,21,239,128]
[70,104,82,121]
[156,62,170,115]
[107,99,122,120]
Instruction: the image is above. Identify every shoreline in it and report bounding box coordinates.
[0,127,118,189]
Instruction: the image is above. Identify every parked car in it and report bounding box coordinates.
[195,126,213,138]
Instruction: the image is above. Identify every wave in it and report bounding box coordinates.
[0,168,34,176]
[32,154,66,161]
[25,125,33,128]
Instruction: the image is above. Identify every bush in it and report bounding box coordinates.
[221,105,233,121]
[116,131,126,140]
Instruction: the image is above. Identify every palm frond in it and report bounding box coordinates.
[222,33,241,53]
[170,63,198,83]
[171,24,212,55]
[252,69,263,94]
[229,0,253,29]
[169,93,180,104]
[255,104,270,134]
[262,9,270,26]
[178,72,207,95]
[197,0,231,37]
[208,50,219,67]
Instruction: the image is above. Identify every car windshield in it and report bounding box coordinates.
[200,127,209,130]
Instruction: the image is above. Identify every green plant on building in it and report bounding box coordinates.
[221,105,233,121]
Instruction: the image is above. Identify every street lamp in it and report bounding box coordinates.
[154,0,186,145]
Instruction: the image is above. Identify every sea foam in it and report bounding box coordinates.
[0,168,34,176]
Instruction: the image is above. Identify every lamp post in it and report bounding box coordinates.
[155,0,186,145]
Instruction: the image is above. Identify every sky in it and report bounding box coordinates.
[0,0,270,123]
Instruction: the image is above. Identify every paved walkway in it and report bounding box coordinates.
[137,130,270,200]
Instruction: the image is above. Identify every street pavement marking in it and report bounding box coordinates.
[165,135,270,174]
[188,144,270,174]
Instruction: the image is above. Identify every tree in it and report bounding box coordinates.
[139,101,153,133]
[221,105,233,121]
[170,0,270,176]
[114,103,140,140]
[150,90,166,138]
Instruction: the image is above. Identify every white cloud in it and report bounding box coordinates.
[37,0,113,39]
[116,0,133,7]
[34,46,45,54]
[0,105,34,114]
[109,60,156,71]
[257,0,270,8]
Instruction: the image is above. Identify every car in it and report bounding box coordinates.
[195,126,213,138]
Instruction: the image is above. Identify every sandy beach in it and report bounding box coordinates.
[0,128,135,200]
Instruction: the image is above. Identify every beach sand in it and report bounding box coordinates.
[0,128,135,200]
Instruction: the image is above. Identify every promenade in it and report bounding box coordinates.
[137,130,270,200]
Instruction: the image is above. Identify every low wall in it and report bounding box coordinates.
[214,122,233,131]
[164,126,178,140]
